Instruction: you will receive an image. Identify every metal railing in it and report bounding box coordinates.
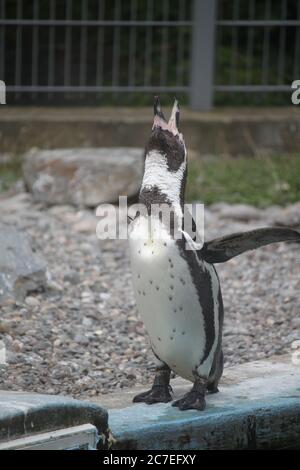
[0,0,299,109]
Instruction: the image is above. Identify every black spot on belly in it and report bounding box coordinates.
[169,296,173,301]
[170,285,174,290]
[156,286,160,291]
[149,280,153,284]
[181,331,186,335]
[172,328,176,333]
[170,336,174,340]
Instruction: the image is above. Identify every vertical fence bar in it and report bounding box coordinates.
[144,0,153,86]
[176,0,185,86]
[160,0,169,86]
[230,0,239,85]
[15,0,22,99]
[79,0,87,89]
[96,0,105,87]
[214,0,222,86]
[112,0,121,86]
[189,0,217,110]
[262,0,271,84]
[31,0,39,98]
[64,0,72,94]
[277,0,287,84]
[246,0,255,84]
[48,0,56,98]
[294,0,300,80]
[128,0,137,86]
[0,0,5,81]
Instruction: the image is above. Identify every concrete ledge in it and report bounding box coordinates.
[96,356,300,450]
[0,356,299,450]
[1,107,300,156]
[0,391,108,448]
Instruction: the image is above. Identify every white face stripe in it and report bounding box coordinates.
[141,150,186,218]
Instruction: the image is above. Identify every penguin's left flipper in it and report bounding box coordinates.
[199,227,300,264]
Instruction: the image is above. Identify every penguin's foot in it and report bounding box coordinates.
[172,391,206,411]
[133,386,172,404]
[206,384,219,394]
[172,375,207,411]
[133,365,172,404]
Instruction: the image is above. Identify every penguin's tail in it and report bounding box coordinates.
[199,227,300,263]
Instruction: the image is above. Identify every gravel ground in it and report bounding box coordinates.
[0,191,299,399]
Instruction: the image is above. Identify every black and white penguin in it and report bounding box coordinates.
[128,97,300,411]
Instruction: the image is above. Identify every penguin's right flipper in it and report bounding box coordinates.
[200,227,300,264]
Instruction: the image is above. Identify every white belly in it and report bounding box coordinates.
[129,217,210,382]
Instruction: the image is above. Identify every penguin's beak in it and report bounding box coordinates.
[152,96,184,144]
[152,97,183,142]
[153,96,168,130]
[168,98,180,133]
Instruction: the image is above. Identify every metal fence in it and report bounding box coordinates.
[0,0,299,109]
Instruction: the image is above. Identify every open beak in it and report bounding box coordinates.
[152,96,183,142]
[168,98,180,133]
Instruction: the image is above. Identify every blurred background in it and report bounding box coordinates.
[0,0,299,107]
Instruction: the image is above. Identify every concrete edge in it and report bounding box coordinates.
[108,398,300,450]
[0,392,108,448]
[1,107,299,156]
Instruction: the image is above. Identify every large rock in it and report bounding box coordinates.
[212,203,263,222]
[272,202,300,228]
[23,148,144,207]
[0,223,47,306]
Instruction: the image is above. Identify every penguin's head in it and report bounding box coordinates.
[140,97,188,212]
[144,96,187,172]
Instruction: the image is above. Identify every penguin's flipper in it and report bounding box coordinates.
[200,227,300,264]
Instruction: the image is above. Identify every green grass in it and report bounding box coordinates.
[1,154,300,208]
[0,158,22,192]
[187,154,300,207]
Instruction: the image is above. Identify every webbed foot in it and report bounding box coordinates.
[207,385,219,394]
[172,390,206,410]
[172,375,207,411]
[132,364,172,405]
[133,386,172,404]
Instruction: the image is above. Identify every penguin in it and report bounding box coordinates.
[128,97,300,411]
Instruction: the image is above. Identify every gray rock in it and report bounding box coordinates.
[272,202,300,228]
[0,223,47,306]
[0,153,12,164]
[23,147,144,207]
[25,296,40,308]
[217,203,263,222]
